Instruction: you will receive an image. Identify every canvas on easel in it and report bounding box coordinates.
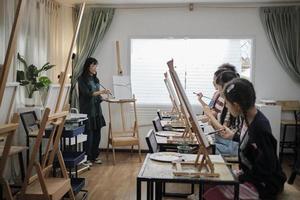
[113,75,132,99]
[167,59,218,177]
[165,68,199,140]
[163,72,194,140]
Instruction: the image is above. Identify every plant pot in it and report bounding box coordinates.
[33,91,43,106]
[24,91,42,107]
[25,97,35,107]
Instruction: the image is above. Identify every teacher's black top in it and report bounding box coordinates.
[78,75,106,131]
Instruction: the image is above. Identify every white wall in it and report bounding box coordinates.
[94,6,300,149]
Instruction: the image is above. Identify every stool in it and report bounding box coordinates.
[277,101,300,163]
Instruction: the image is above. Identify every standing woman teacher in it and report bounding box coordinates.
[78,57,110,165]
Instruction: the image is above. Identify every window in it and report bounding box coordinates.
[131,38,252,106]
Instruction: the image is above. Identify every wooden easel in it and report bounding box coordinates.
[0,1,26,199]
[163,72,181,116]
[105,96,142,165]
[0,116,19,200]
[167,59,218,177]
[163,72,195,141]
[55,2,86,113]
[19,108,75,200]
[0,0,25,107]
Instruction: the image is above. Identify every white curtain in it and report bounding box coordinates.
[0,0,18,82]
[17,0,62,80]
[0,0,74,106]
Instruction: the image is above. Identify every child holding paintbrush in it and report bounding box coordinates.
[196,66,240,156]
[204,78,286,200]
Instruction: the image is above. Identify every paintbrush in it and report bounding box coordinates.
[193,92,212,100]
[205,128,225,136]
[99,83,115,98]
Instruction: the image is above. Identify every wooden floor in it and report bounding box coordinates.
[80,152,300,200]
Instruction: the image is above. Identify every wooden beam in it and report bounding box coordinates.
[55,2,86,113]
[0,0,25,107]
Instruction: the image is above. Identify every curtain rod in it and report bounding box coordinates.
[84,2,300,9]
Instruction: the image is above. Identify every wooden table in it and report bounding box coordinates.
[136,154,239,200]
[0,145,27,181]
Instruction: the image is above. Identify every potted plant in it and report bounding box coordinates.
[17,53,55,106]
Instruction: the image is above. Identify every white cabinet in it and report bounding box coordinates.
[256,104,281,156]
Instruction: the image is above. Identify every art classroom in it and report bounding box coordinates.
[0,0,300,199]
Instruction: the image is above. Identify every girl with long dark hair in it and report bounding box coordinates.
[78,57,110,165]
[204,78,286,200]
[201,70,239,156]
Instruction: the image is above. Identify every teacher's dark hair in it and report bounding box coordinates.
[81,57,99,83]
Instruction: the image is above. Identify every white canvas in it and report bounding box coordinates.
[113,75,132,99]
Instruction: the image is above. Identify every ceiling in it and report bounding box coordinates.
[56,0,300,6]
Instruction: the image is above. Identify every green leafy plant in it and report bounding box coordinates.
[17,53,55,98]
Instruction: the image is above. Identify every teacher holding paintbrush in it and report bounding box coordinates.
[78,57,111,166]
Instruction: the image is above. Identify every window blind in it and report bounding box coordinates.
[131,39,251,106]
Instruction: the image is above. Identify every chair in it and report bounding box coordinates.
[20,111,44,165]
[145,129,158,153]
[152,116,164,132]
[106,97,142,165]
[288,111,300,184]
[157,110,162,120]
[277,101,300,162]
[0,121,18,200]
[288,131,300,184]
[19,108,75,200]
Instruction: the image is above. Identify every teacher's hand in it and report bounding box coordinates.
[103,89,111,95]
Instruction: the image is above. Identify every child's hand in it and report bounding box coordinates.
[219,126,234,139]
[194,92,203,100]
[233,169,243,176]
[197,92,203,98]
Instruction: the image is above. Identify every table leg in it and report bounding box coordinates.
[136,178,141,200]
[18,152,25,181]
[26,137,29,166]
[147,180,153,200]
[199,183,204,200]
[234,183,239,200]
[39,144,42,163]
[155,181,162,200]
